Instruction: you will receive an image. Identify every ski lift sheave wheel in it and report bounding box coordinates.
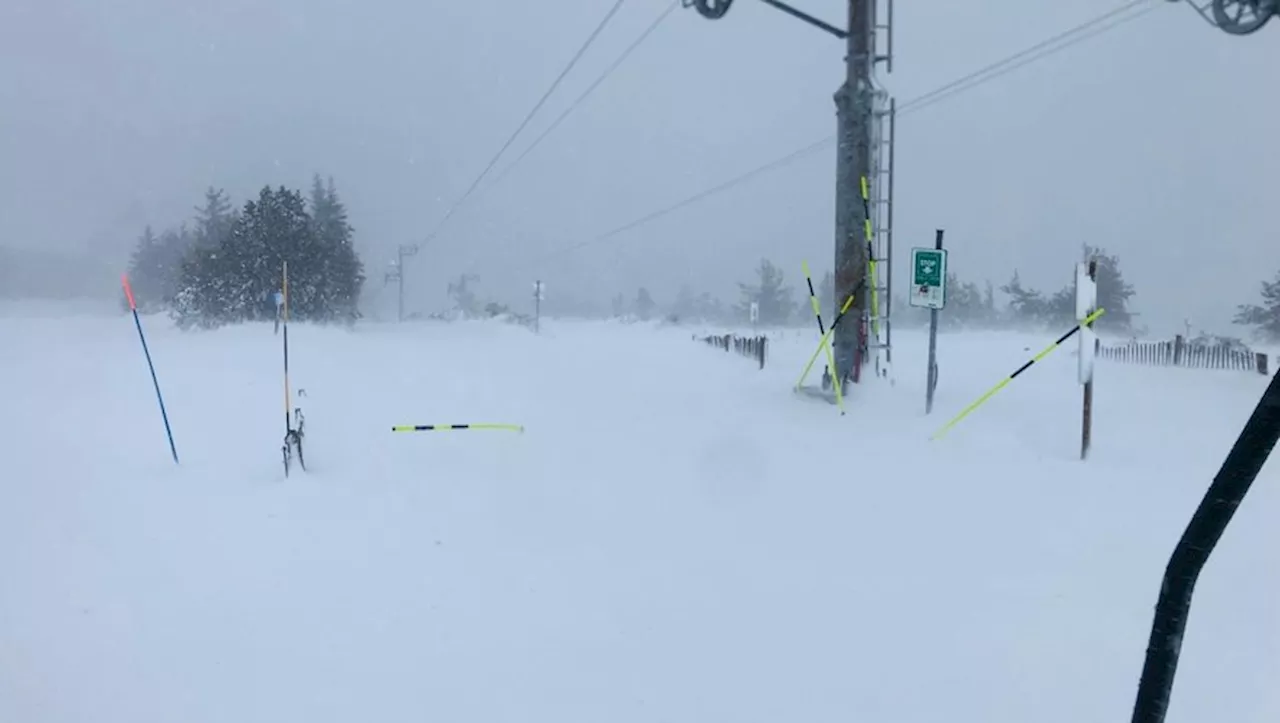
[687,0,734,20]
[1212,0,1277,34]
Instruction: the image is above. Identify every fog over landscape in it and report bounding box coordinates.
[2,0,1277,332]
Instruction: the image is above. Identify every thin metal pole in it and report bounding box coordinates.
[926,228,942,414]
[1131,369,1280,722]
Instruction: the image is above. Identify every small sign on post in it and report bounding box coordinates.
[909,247,948,310]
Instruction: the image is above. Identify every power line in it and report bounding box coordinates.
[507,0,1160,269]
[487,0,680,191]
[897,0,1157,116]
[422,0,629,244]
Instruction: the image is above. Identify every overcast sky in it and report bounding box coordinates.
[1,0,1277,333]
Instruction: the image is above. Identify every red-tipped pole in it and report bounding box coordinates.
[122,275,179,464]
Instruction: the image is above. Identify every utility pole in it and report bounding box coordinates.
[833,0,875,386]
[532,280,544,333]
[685,0,892,387]
[384,243,419,322]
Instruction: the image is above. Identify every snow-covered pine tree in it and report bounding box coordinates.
[125,226,160,312]
[634,287,655,321]
[173,186,314,328]
[1234,269,1280,341]
[125,225,193,312]
[172,188,238,328]
[309,175,365,322]
[1001,270,1047,328]
[193,187,235,250]
[1085,246,1135,331]
[738,259,795,325]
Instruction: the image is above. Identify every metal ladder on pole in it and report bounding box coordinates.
[866,0,895,380]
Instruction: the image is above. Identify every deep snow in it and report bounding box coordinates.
[2,309,1277,722]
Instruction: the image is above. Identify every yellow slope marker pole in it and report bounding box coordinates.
[931,308,1106,441]
[392,424,525,433]
[801,261,844,407]
[795,294,855,393]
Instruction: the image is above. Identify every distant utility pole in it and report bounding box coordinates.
[684,0,893,386]
[532,280,544,333]
[383,243,419,322]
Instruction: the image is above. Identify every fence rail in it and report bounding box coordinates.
[697,333,768,370]
[1099,335,1269,375]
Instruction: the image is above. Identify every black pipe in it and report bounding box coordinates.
[1131,369,1280,722]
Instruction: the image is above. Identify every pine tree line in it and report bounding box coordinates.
[125,175,366,329]
[631,249,1141,332]
[894,246,1137,332]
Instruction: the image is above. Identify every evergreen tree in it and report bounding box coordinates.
[738,258,794,325]
[1001,270,1047,326]
[174,188,238,327]
[611,292,626,318]
[634,287,655,321]
[309,175,364,320]
[172,185,364,329]
[1085,246,1135,330]
[1234,268,1280,340]
[124,226,160,311]
[193,187,235,249]
[447,273,480,315]
[125,225,193,312]
[938,272,992,329]
[670,284,696,321]
[1044,285,1076,327]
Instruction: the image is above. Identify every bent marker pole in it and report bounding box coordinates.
[122,275,179,464]
[802,261,845,413]
[392,424,525,433]
[795,293,856,391]
[931,308,1106,441]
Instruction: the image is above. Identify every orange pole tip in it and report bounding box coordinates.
[121,274,137,310]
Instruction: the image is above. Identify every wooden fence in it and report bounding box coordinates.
[697,333,768,370]
[1098,335,1269,375]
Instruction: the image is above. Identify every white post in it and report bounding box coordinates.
[1076,259,1099,460]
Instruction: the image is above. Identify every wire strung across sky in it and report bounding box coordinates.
[420,0,630,246]
[492,0,1162,271]
[486,0,681,191]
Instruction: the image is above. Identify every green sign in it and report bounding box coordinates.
[910,248,948,310]
[913,250,943,286]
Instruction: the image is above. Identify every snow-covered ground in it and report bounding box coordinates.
[2,309,1277,722]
